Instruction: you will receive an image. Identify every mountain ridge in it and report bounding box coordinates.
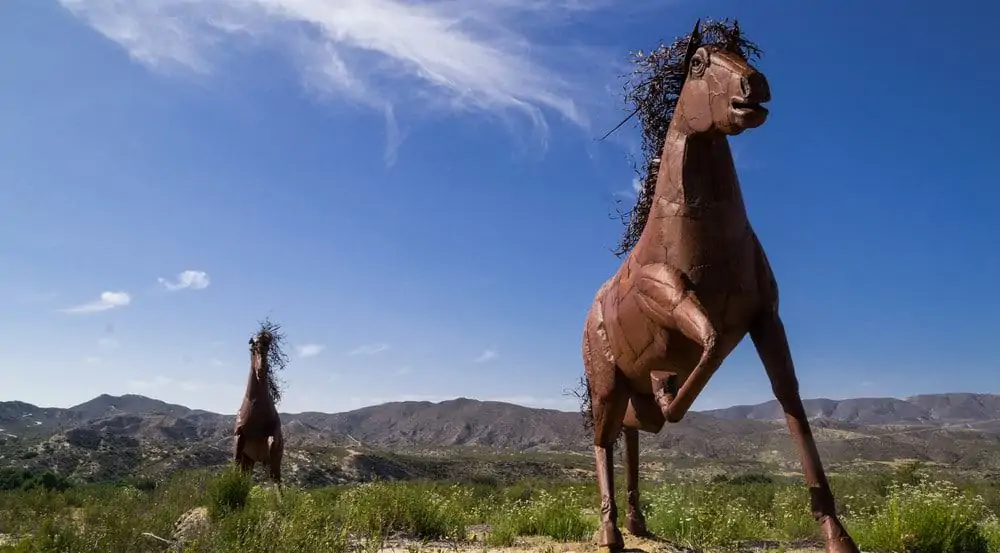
[3,392,1000,487]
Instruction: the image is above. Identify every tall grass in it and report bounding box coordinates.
[1,467,998,552]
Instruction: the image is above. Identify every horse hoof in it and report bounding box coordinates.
[821,517,860,553]
[824,537,860,553]
[625,515,649,538]
[594,524,624,550]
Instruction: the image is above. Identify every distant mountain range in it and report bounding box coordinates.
[2,393,1000,486]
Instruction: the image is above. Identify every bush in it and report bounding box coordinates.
[486,487,594,546]
[337,481,466,542]
[850,477,992,553]
[205,466,253,519]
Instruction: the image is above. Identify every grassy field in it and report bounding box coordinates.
[1,462,999,552]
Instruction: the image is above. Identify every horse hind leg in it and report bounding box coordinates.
[268,435,284,496]
[591,392,628,550]
[586,367,628,548]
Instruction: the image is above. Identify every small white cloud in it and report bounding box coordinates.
[474,349,498,363]
[348,343,389,356]
[158,270,210,291]
[59,291,132,314]
[97,337,119,349]
[83,356,103,364]
[296,344,325,358]
[395,366,412,376]
[210,358,226,367]
[632,176,643,194]
[612,176,643,200]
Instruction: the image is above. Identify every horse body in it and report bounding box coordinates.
[594,131,764,398]
[233,331,284,489]
[582,21,859,553]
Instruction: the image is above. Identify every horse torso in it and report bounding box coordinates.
[595,134,767,392]
[235,395,281,439]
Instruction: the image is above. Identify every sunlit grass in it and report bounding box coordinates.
[1,466,999,552]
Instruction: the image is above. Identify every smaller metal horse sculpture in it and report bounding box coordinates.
[581,20,859,553]
[233,321,287,490]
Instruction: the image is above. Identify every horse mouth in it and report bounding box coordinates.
[730,99,769,116]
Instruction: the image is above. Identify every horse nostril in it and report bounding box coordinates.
[744,72,771,102]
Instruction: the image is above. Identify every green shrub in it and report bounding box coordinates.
[337,481,466,542]
[644,483,766,547]
[487,488,593,545]
[205,466,253,519]
[850,478,991,553]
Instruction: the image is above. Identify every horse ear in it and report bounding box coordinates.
[683,19,702,71]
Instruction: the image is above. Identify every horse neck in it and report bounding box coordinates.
[652,126,747,213]
[243,358,270,404]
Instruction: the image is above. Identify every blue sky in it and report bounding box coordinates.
[2,0,998,415]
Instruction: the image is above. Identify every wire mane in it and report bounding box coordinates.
[256,317,290,405]
[611,18,762,257]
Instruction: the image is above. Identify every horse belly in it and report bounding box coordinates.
[243,439,271,463]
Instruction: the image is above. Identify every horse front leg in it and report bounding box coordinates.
[635,263,722,422]
[748,309,859,553]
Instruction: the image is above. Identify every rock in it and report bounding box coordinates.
[172,506,210,545]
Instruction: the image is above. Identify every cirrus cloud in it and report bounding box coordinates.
[55,0,632,159]
[348,343,389,356]
[59,291,132,314]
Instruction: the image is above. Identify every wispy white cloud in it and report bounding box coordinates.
[97,337,119,349]
[158,270,210,291]
[59,291,131,314]
[612,176,643,200]
[83,356,103,364]
[296,343,325,358]
[348,343,389,356]
[474,349,498,363]
[210,358,227,367]
[395,366,413,376]
[56,0,633,158]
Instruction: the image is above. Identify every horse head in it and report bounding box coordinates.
[676,20,771,136]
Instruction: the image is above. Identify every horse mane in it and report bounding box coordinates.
[256,317,290,405]
[610,18,762,257]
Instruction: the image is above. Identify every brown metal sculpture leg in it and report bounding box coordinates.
[268,436,284,496]
[749,311,860,553]
[233,434,245,464]
[593,443,625,550]
[590,383,627,550]
[623,428,649,537]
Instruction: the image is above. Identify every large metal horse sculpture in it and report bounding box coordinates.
[233,321,287,492]
[581,20,860,553]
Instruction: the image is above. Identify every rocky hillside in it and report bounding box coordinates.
[2,393,1000,487]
